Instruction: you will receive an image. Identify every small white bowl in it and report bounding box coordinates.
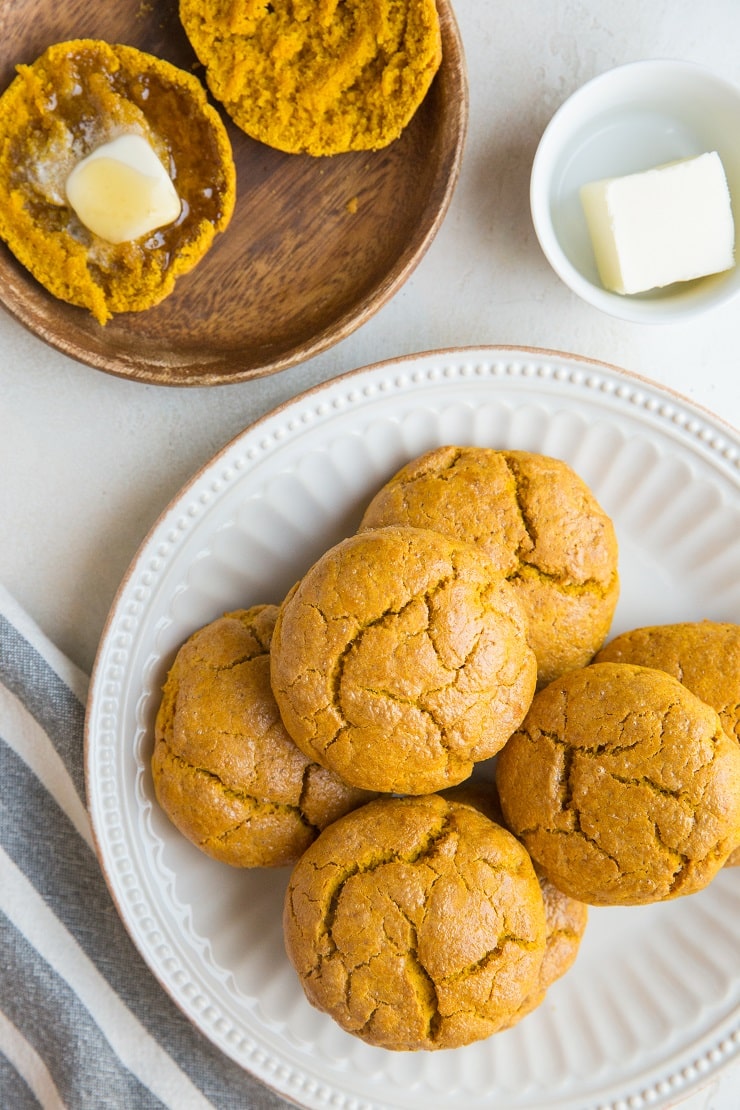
[530,59,740,323]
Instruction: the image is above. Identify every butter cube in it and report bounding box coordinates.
[65,133,181,245]
[580,152,735,295]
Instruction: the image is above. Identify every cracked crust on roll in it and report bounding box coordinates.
[269,525,537,795]
[496,662,740,906]
[359,446,619,686]
[283,793,548,1050]
[441,781,588,1024]
[594,620,740,867]
[152,605,373,868]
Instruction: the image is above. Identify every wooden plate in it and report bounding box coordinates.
[0,0,468,386]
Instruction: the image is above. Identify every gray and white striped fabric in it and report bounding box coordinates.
[0,583,291,1110]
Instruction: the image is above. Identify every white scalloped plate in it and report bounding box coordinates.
[85,347,740,1110]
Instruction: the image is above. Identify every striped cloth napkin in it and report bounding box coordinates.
[0,583,290,1110]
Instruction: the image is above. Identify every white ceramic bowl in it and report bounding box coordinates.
[530,59,740,323]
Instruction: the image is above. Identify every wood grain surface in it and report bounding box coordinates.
[0,0,468,386]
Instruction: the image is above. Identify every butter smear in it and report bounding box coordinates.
[65,133,181,244]
[580,152,735,295]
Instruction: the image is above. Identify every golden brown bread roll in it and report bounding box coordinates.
[595,620,740,866]
[359,446,619,686]
[283,793,548,1049]
[496,662,740,905]
[152,606,372,867]
[270,526,537,794]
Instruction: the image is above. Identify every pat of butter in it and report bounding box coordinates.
[580,152,735,295]
[65,134,181,245]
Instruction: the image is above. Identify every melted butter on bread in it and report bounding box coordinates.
[65,133,181,244]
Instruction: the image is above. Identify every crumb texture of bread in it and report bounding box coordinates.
[283,793,548,1049]
[152,606,372,868]
[496,662,740,905]
[179,0,442,155]
[0,39,235,323]
[359,446,619,686]
[270,526,537,794]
